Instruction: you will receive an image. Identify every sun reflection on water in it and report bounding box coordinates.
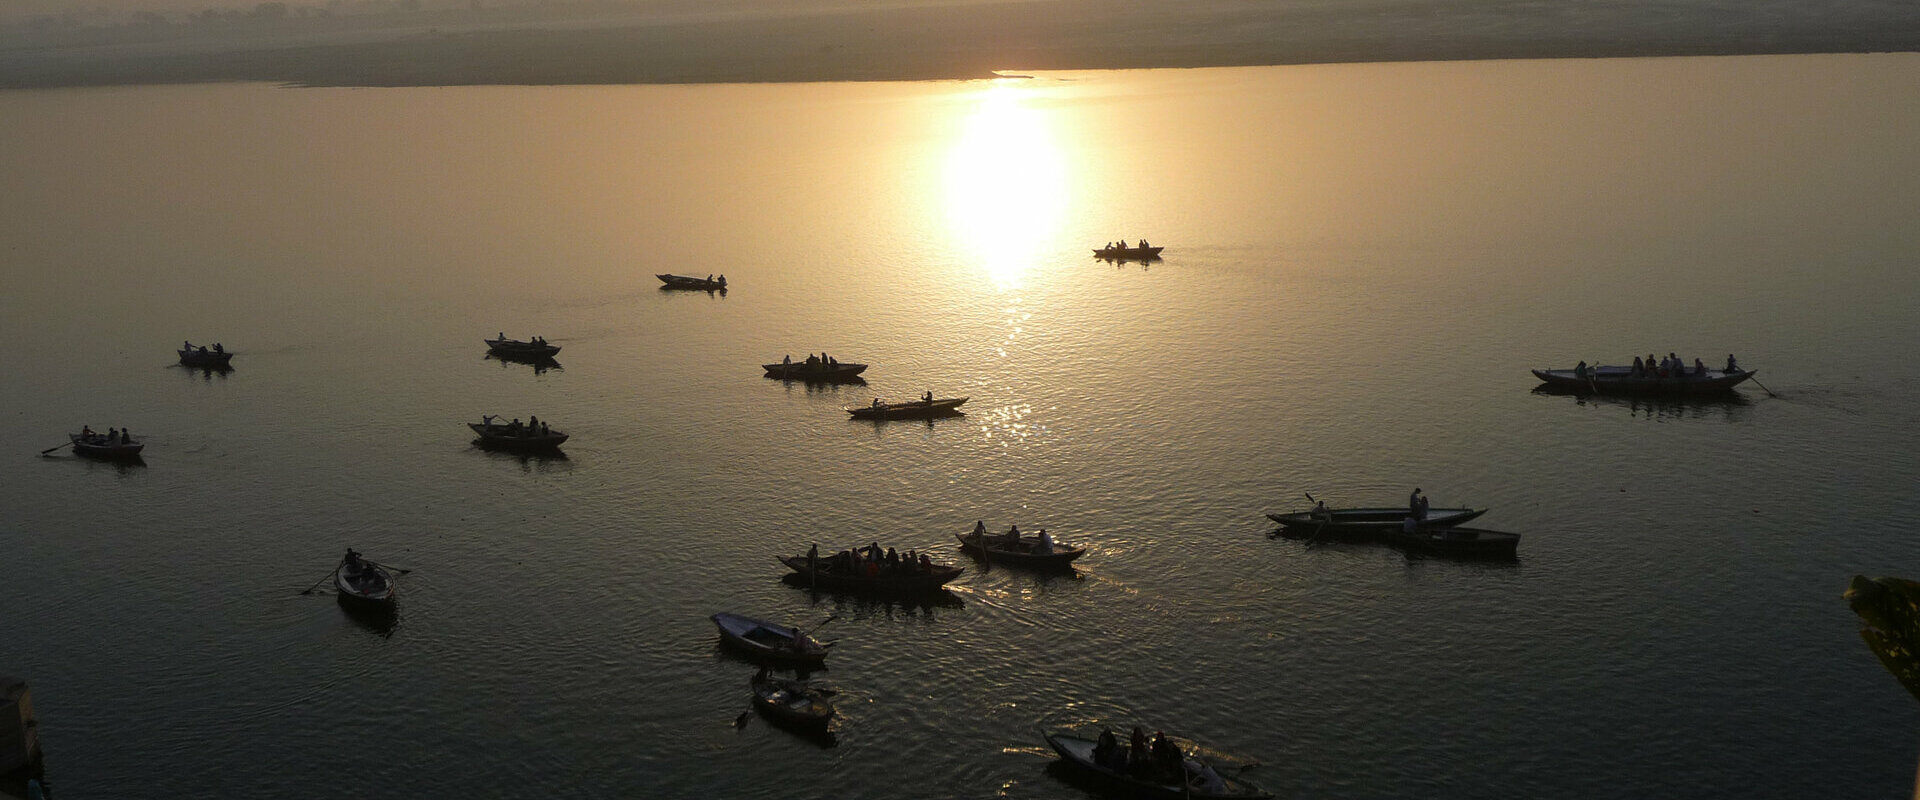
[944,81,1067,288]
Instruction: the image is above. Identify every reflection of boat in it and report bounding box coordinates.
[956,527,1085,570]
[1389,526,1520,560]
[764,361,868,382]
[712,612,829,667]
[1093,245,1164,260]
[69,432,143,460]
[468,419,568,450]
[657,274,727,291]
[1044,731,1271,800]
[778,552,964,593]
[846,397,967,420]
[751,669,834,729]
[334,553,395,610]
[178,347,233,367]
[1531,366,1754,395]
[484,336,560,359]
[1266,507,1485,537]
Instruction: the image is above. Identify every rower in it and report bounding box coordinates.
[213,342,223,353]
[1409,487,1424,519]
[923,390,933,404]
[1036,529,1054,554]
[1726,353,1739,372]
[973,520,987,539]
[1006,524,1021,545]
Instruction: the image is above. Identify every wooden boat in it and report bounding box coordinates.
[845,397,968,420]
[177,347,233,367]
[750,670,834,728]
[468,420,568,450]
[334,554,395,609]
[657,273,727,291]
[1531,365,1754,395]
[1093,245,1165,260]
[779,551,964,593]
[1390,526,1520,559]
[1044,732,1271,800]
[763,360,868,382]
[1266,507,1486,537]
[484,337,561,359]
[711,612,829,666]
[68,432,143,459]
[955,527,1086,569]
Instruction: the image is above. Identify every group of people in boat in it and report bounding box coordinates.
[704,274,726,286]
[785,353,840,370]
[497,333,550,347]
[479,414,553,437]
[1574,353,1740,380]
[1088,727,1228,792]
[971,520,1055,554]
[182,340,224,354]
[868,391,937,409]
[806,543,936,578]
[1103,239,1151,250]
[77,425,133,446]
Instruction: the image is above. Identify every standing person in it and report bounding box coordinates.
[1128,727,1151,775]
[1726,353,1740,372]
[1632,355,1645,377]
[1409,488,1424,519]
[1036,529,1054,555]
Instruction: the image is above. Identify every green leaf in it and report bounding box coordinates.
[1846,575,1920,704]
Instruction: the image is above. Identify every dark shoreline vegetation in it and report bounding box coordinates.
[4,0,1920,88]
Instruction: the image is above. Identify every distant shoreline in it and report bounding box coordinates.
[3,0,1919,89]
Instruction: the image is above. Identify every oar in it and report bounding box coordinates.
[1303,493,1332,547]
[1747,374,1778,397]
[39,441,72,455]
[366,560,412,575]
[801,615,838,636]
[300,565,342,595]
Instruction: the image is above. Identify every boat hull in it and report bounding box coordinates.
[779,555,963,594]
[1093,246,1164,260]
[657,274,727,291]
[712,613,828,666]
[334,562,395,607]
[1531,367,1754,395]
[68,434,143,459]
[955,532,1086,569]
[484,339,561,359]
[763,362,868,382]
[1044,733,1270,800]
[751,673,834,728]
[178,349,233,367]
[468,422,568,450]
[846,397,968,419]
[1266,507,1486,539]
[1389,526,1520,559]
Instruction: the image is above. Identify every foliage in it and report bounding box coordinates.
[1846,575,1920,704]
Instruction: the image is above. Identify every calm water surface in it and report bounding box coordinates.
[3,54,1920,798]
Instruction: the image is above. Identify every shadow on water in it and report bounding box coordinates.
[483,353,562,374]
[780,574,965,612]
[1530,385,1754,421]
[337,596,399,638]
[710,640,830,677]
[658,285,727,298]
[470,443,572,471]
[53,450,147,473]
[1094,254,1162,270]
[770,375,868,391]
[173,362,234,381]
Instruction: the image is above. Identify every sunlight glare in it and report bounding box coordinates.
[944,82,1067,287]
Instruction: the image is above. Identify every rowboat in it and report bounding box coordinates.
[468,420,568,450]
[711,612,829,666]
[1531,365,1754,395]
[1093,245,1164,260]
[955,527,1086,569]
[1389,526,1520,559]
[68,433,143,460]
[657,273,727,291]
[484,337,560,359]
[751,670,834,728]
[1266,506,1486,537]
[779,552,964,593]
[845,397,968,420]
[177,347,233,367]
[334,553,395,609]
[1044,731,1270,800]
[763,361,868,382]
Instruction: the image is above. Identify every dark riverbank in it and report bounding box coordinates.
[3,0,1920,88]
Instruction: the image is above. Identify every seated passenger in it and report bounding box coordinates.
[1036,529,1054,554]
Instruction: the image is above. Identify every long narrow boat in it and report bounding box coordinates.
[846,397,968,420]
[484,337,561,359]
[178,347,234,367]
[763,361,868,382]
[468,420,569,450]
[778,552,964,593]
[955,527,1086,569]
[711,612,829,666]
[657,273,727,291]
[750,670,834,728]
[1093,245,1165,260]
[1266,506,1486,536]
[68,433,143,460]
[334,553,395,610]
[1389,526,1520,559]
[1044,731,1271,800]
[1531,365,1754,395]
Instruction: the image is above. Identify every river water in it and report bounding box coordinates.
[3,54,1919,798]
